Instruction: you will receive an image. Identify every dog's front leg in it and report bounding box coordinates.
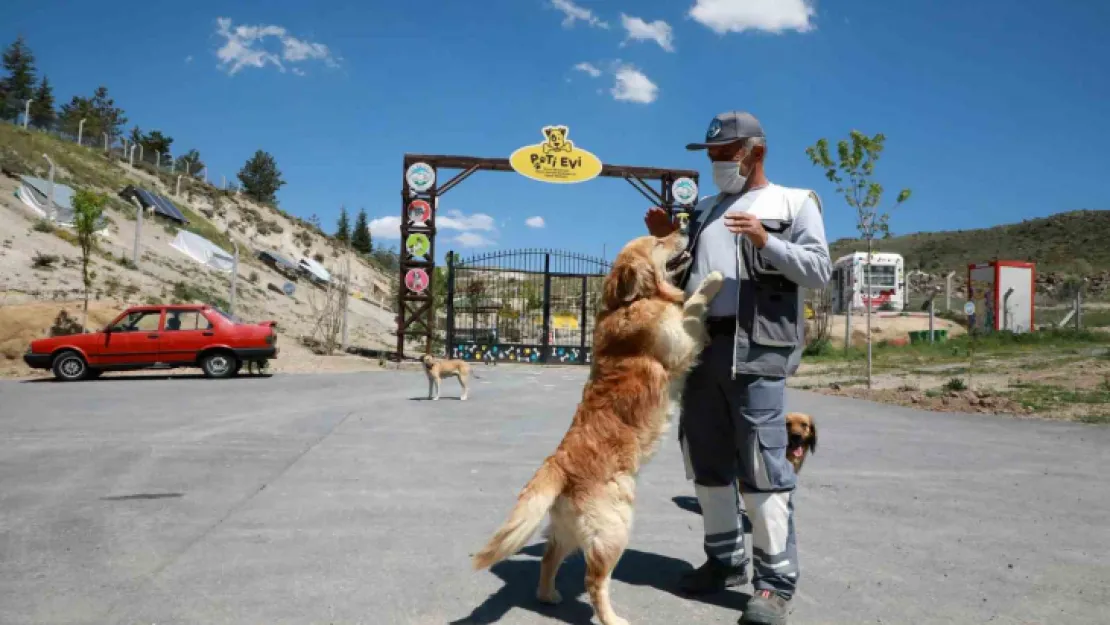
[682,271,724,345]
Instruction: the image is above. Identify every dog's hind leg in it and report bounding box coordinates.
[537,532,575,605]
[583,524,631,625]
[459,374,469,401]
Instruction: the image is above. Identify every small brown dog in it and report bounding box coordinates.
[421,354,471,401]
[785,412,817,473]
[472,230,721,625]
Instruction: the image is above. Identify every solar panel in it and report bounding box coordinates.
[152,193,188,224]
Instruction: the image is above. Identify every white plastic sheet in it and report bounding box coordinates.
[169,230,234,273]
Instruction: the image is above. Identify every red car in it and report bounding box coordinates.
[23,304,279,381]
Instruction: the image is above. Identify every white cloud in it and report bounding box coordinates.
[214,16,339,76]
[292,68,306,77]
[454,232,496,248]
[185,55,194,64]
[550,0,609,29]
[573,62,602,78]
[368,216,402,239]
[438,209,495,232]
[688,0,816,35]
[620,14,675,52]
[610,64,658,104]
[525,216,546,229]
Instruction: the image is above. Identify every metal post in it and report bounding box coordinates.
[946,271,955,311]
[541,252,552,363]
[1076,287,1083,330]
[580,274,588,350]
[446,253,456,353]
[138,144,144,164]
[78,118,86,146]
[176,175,183,197]
[103,133,109,152]
[42,155,56,222]
[132,196,143,267]
[928,298,935,343]
[844,289,853,354]
[865,242,873,389]
[156,151,161,170]
[229,242,239,314]
[128,144,136,167]
[171,157,176,173]
[221,175,226,190]
[23,99,32,128]
[202,167,207,184]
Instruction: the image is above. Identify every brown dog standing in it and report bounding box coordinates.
[422,354,471,401]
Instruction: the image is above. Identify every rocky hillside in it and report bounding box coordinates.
[0,122,413,374]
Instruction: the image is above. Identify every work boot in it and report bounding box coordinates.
[739,589,791,625]
[679,557,749,594]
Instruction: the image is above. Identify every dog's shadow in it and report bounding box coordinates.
[450,542,751,625]
[408,396,465,401]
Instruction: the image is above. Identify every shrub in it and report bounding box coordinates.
[32,219,54,233]
[49,310,84,336]
[32,252,59,269]
[943,377,968,392]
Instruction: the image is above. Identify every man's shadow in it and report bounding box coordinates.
[451,542,751,625]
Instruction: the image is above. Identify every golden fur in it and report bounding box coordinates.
[785,411,817,474]
[471,230,722,625]
[421,354,471,401]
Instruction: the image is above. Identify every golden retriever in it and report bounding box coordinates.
[785,411,817,474]
[471,230,722,625]
[421,354,471,401]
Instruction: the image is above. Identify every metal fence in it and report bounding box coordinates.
[445,249,610,365]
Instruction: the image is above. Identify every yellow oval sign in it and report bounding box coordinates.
[510,125,603,184]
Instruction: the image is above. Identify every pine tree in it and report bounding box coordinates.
[28,75,55,129]
[335,206,351,243]
[1,36,37,121]
[351,208,372,254]
[89,85,126,139]
[236,149,286,204]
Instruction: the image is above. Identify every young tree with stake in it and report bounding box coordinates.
[72,190,107,330]
[806,131,911,389]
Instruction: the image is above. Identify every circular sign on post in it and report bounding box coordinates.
[405,268,429,294]
[964,301,976,316]
[405,233,431,259]
[282,282,295,296]
[407,199,432,225]
[672,177,699,205]
[406,162,435,192]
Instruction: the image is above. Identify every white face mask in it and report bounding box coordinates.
[712,158,749,194]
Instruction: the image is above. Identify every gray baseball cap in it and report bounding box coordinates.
[686,111,765,150]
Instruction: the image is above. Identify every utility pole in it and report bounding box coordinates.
[132,195,143,267]
[23,99,32,129]
[229,242,239,314]
[42,155,57,222]
[78,118,87,146]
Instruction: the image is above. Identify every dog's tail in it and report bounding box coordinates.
[472,458,565,570]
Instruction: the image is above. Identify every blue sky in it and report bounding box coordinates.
[5,0,1109,263]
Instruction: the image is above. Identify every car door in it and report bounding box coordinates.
[159,308,216,364]
[97,309,164,367]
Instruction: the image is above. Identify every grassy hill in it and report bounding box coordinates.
[829,210,1110,275]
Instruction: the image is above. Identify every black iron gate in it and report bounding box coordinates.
[445,249,610,365]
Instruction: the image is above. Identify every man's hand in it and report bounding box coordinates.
[723,212,769,249]
[645,207,678,237]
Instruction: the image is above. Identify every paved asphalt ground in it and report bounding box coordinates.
[1,367,1107,625]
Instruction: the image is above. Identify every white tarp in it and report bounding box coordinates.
[298,256,331,283]
[16,175,110,236]
[17,175,76,224]
[169,230,234,273]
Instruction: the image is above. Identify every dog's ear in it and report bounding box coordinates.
[807,419,817,453]
[543,127,555,139]
[603,260,653,309]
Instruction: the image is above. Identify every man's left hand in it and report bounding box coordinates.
[723,212,769,249]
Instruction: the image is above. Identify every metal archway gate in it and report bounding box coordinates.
[445,249,610,365]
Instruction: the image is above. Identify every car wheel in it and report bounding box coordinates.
[52,351,89,382]
[200,351,237,379]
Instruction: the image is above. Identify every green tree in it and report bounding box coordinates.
[89,86,126,139]
[177,149,204,176]
[1,35,37,121]
[351,208,372,254]
[57,85,127,142]
[806,130,911,388]
[335,206,350,243]
[28,75,55,129]
[72,189,108,327]
[237,149,285,204]
[139,130,173,163]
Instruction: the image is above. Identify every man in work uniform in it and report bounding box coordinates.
[645,111,831,625]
